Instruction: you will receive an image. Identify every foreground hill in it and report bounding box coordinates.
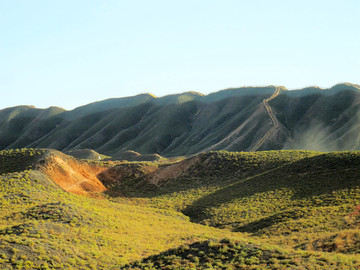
[1,148,360,268]
[1,83,360,156]
[0,149,235,269]
[99,150,360,254]
[123,238,356,269]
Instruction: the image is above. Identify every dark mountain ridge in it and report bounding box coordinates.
[1,83,360,156]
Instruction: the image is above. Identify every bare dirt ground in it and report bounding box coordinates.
[38,152,107,197]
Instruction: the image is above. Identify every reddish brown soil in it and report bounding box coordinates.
[38,153,107,197]
[36,150,198,197]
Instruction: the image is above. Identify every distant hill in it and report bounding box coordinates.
[1,83,360,156]
[65,149,109,160]
[113,150,165,162]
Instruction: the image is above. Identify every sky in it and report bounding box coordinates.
[1,0,359,110]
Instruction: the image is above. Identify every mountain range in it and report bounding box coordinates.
[1,83,360,157]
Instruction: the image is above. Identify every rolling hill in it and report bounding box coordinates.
[0,149,233,269]
[97,149,360,268]
[1,83,360,156]
[2,83,360,268]
[1,148,360,269]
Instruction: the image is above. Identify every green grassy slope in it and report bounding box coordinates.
[103,150,360,252]
[0,148,45,174]
[124,238,360,269]
[0,149,239,269]
[1,149,360,268]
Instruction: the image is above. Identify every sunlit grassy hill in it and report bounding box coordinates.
[1,149,360,268]
[100,150,360,255]
[0,149,242,269]
[124,238,360,269]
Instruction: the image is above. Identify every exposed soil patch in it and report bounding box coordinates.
[37,151,107,197]
[98,163,159,187]
[146,156,200,185]
[97,156,200,193]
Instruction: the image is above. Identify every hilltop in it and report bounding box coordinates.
[1,83,360,156]
[65,149,110,161]
[1,148,360,268]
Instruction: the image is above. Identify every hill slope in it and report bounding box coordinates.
[1,149,360,268]
[0,83,360,156]
[0,149,238,269]
[100,150,360,253]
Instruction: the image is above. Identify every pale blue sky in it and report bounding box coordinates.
[1,0,359,110]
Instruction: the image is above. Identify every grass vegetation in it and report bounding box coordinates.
[123,238,360,269]
[104,150,360,259]
[1,149,360,269]
[0,149,237,269]
[0,148,45,174]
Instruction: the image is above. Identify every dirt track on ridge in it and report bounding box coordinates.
[250,87,281,151]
